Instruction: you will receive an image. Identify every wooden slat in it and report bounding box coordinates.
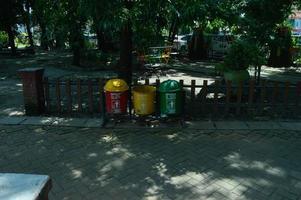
[133,78,138,85]
[77,79,82,112]
[271,82,279,114]
[179,79,185,114]
[191,80,196,101]
[99,79,104,113]
[248,80,255,114]
[179,80,184,87]
[213,80,219,114]
[236,81,243,115]
[283,81,290,109]
[55,79,61,113]
[66,79,72,113]
[156,79,160,88]
[44,77,50,113]
[145,79,149,85]
[88,80,93,113]
[271,82,279,103]
[225,81,232,114]
[296,82,301,108]
[201,80,208,112]
[259,80,267,114]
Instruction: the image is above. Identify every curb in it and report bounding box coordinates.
[0,116,301,131]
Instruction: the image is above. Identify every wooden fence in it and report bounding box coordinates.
[43,78,106,117]
[43,77,301,119]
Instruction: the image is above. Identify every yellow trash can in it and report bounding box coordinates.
[133,85,156,115]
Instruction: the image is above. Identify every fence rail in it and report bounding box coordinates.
[43,77,301,119]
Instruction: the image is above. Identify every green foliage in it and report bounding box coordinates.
[0,0,299,66]
[0,0,22,31]
[82,50,112,63]
[238,0,293,45]
[15,32,29,47]
[224,40,265,71]
[0,31,8,47]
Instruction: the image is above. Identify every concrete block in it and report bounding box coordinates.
[0,117,27,125]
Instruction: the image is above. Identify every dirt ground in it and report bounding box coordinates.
[0,51,215,117]
[0,50,300,117]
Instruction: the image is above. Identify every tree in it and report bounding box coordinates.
[20,0,35,49]
[63,0,88,66]
[0,0,22,55]
[87,0,120,52]
[31,0,52,50]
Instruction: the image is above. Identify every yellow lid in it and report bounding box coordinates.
[104,79,129,92]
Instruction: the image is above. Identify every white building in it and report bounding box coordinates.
[290,11,301,36]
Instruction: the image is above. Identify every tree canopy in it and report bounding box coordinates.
[0,0,299,63]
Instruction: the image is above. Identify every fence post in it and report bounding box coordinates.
[191,80,196,101]
[18,68,45,115]
[225,81,232,115]
[156,79,161,116]
[236,81,243,115]
[248,79,255,115]
[214,80,219,115]
[77,79,82,112]
[88,80,93,113]
[296,82,301,113]
[99,79,105,113]
[284,81,290,110]
[271,82,279,115]
[55,79,61,113]
[66,79,72,113]
[180,79,185,115]
[201,80,208,114]
[259,80,267,114]
[44,77,50,113]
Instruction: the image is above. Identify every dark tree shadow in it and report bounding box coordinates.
[1,125,301,199]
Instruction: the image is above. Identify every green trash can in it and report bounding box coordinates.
[159,80,183,116]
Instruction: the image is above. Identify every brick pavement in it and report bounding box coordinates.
[1,125,301,200]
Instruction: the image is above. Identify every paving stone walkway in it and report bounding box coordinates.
[1,124,301,200]
[1,116,301,131]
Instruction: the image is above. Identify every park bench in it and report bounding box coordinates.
[137,46,173,66]
[147,46,172,65]
[0,173,52,200]
[136,46,172,77]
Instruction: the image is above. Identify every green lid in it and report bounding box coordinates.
[159,80,182,92]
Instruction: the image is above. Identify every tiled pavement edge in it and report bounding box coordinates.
[1,125,301,200]
[0,116,300,130]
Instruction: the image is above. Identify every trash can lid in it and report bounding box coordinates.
[104,79,129,92]
[159,80,182,92]
[133,85,156,94]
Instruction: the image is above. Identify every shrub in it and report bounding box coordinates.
[224,40,265,71]
[0,31,8,48]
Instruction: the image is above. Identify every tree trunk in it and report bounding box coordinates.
[188,28,206,60]
[168,17,179,44]
[25,23,34,48]
[70,23,84,66]
[7,26,16,55]
[119,21,132,84]
[96,29,103,50]
[25,0,34,49]
[96,28,112,53]
[40,22,49,50]
[54,30,65,49]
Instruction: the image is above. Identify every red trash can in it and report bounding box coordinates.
[104,79,129,114]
